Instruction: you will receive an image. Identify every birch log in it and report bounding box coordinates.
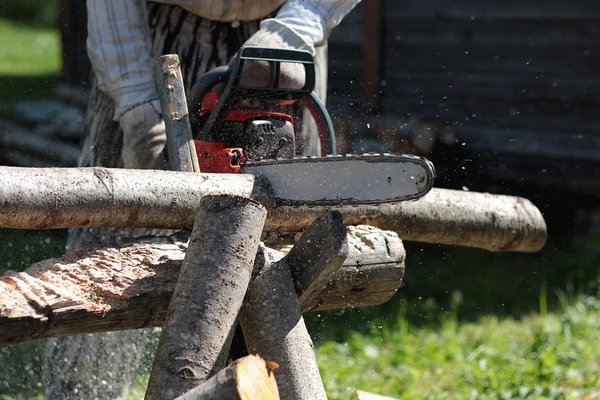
[0,226,404,346]
[144,195,267,400]
[0,166,546,252]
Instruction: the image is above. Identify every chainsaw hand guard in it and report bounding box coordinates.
[188,46,336,157]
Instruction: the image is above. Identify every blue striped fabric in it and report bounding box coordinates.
[86,0,360,120]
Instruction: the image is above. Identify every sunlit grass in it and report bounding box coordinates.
[0,18,60,75]
[316,294,600,400]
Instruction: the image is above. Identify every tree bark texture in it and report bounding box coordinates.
[267,189,546,253]
[239,257,327,400]
[144,195,267,400]
[0,226,404,346]
[0,166,546,252]
[0,166,254,230]
[283,210,349,308]
[154,54,200,173]
[174,355,280,400]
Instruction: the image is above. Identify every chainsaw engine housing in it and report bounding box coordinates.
[192,91,296,173]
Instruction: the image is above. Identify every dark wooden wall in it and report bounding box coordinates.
[328,0,600,196]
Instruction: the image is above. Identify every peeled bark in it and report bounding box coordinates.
[145,195,267,400]
[0,227,404,346]
[0,166,546,252]
[175,355,280,400]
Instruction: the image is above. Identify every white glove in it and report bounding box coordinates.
[239,20,315,89]
[119,100,168,170]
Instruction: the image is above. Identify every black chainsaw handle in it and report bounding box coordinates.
[187,46,336,156]
[187,65,231,131]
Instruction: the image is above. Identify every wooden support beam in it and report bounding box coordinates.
[235,210,349,398]
[154,54,200,173]
[239,250,328,399]
[284,210,349,309]
[0,166,546,252]
[145,195,267,400]
[0,226,404,346]
[174,355,280,400]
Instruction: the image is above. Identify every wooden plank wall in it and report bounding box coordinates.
[328,0,600,195]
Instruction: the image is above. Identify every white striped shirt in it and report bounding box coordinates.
[86,0,361,120]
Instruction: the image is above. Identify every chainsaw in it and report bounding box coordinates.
[186,46,435,206]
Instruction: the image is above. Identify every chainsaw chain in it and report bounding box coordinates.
[244,152,436,207]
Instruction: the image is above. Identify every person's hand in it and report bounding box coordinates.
[119,100,168,170]
[238,21,315,90]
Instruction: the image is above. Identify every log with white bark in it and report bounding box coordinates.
[231,210,347,398]
[174,355,280,400]
[0,226,404,346]
[145,195,267,400]
[0,166,546,252]
[283,210,349,309]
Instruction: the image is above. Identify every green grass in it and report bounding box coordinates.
[316,294,600,400]
[0,19,60,76]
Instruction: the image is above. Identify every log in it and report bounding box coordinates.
[239,253,327,399]
[0,226,404,346]
[175,355,280,400]
[229,210,349,397]
[0,166,546,252]
[307,225,405,311]
[284,210,349,309]
[145,195,267,400]
[266,189,546,253]
[154,54,200,173]
[0,166,255,230]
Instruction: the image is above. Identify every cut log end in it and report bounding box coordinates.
[175,355,280,400]
[236,356,280,400]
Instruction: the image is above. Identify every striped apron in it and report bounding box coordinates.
[44,3,328,399]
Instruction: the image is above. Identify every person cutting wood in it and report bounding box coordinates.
[43,1,360,399]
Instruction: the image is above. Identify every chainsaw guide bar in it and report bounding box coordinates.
[242,152,435,207]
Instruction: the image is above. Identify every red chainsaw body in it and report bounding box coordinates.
[193,90,295,173]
